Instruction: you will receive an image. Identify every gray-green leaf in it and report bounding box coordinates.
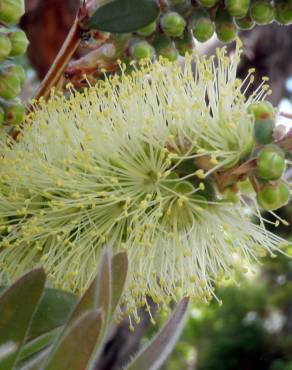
[125,297,189,370]
[0,269,45,370]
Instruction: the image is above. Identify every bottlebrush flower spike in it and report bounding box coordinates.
[0,40,290,322]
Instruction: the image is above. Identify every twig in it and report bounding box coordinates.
[34,9,83,101]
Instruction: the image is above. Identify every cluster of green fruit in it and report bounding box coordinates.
[247,101,290,212]
[0,0,29,127]
[129,0,292,61]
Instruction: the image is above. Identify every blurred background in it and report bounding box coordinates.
[20,1,292,369]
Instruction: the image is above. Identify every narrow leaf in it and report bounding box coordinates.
[125,297,189,370]
[43,310,103,370]
[28,289,77,340]
[0,269,45,370]
[69,247,112,328]
[16,347,53,370]
[18,328,62,363]
[87,0,160,33]
[111,252,128,317]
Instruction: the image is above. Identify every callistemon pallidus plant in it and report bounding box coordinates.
[0,40,291,322]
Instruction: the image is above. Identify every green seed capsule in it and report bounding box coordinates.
[160,11,186,37]
[256,145,285,180]
[225,0,250,18]
[0,0,25,25]
[153,35,179,61]
[9,29,29,56]
[257,181,290,211]
[215,8,238,43]
[0,33,12,61]
[250,0,274,25]
[247,101,275,120]
[197,0,218,8]
[189,8,215,43]
[274,0,292,25]
[168,0,192,14]
[129,40,155,61]
[235,13,255,30]
[0,67,21,100]
[0,106,4,125]
[254,118,275,145]
[175,30,195,55]
[136,21,157,37]
[2,63,25,85]
[2,98,25,125]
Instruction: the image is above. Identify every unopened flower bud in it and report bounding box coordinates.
[189,8,215,42]
[247,101,275,120]
[0,0,25,25]
[225,0,250,18]
[1,98,25,125]
[257,180,290,211]
[0,33,12,61]
[215,8,238,43]
[250,0,275,25]
[4,63,25,86]
[168,0,192,14]
[9,29,29,56]
[197,0,218,8]
[274,0,292,25]
[0,66,21,100]
[130,40,155,61]
[136,21,157,37]
[256,145,285,180]
[153,35,179,61]
[160,11,186,37]
[235,13,255,29]
[175,30,195,55]
[253,118,275,145]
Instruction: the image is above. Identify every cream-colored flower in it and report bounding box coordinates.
[0,41,289,321]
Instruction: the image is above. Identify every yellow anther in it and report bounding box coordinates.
[194,169,205,179]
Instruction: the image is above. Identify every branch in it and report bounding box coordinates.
[34,7,83,101]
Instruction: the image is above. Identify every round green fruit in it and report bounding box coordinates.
[225,0,250,18]
[247,101,275,120]
[257,181,290,211]
[175,30,195,55]
[0,33,12,61]
[0,67,21,100]
[256,146,285,180]
[168,0,192,14]
[254,118,275,145]
[190,8,215,42]
[9,29,29,56]
[197,0,218,8]
[2,98,25,125]
[136,21,157,37]
[250,1,274,25]
[0,0,25,25]
[160,11,186,37]
[130,40,155,61]
[215,8,238,43]
[154,35,179,61]
[274,0,292,25]
[235,13,255,29]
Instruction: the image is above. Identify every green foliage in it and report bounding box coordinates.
[0,0,27,127]
[0,248,189,370]
[87,0,160,33]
